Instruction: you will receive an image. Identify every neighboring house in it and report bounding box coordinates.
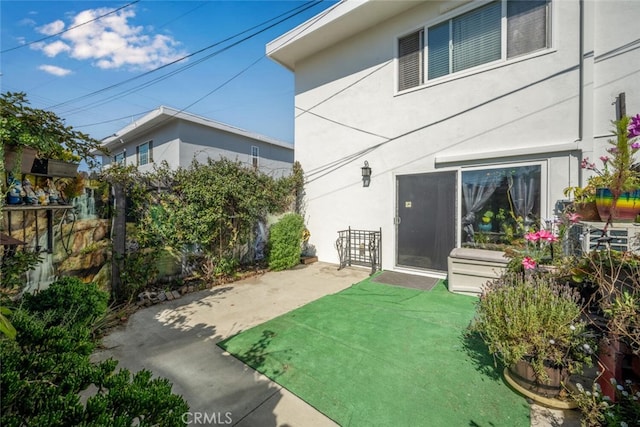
[267,0,640,275]
[97,106,294,177]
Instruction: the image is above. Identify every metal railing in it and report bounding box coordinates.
[336,227,381,275]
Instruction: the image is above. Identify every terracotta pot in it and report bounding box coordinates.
[595,188,640,222]
[508,359,569,398]
[573,201,600,221]
[597,337,629,402]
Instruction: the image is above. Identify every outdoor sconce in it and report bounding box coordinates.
[361,161,371,187]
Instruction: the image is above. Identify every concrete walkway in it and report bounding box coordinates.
[94,262,580,426]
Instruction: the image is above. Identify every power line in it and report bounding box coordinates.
[49,1,324,112]
[87,1,339,142]
[1,1,140,53]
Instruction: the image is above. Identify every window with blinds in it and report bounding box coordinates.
[398,30,423,91]
[398,0,550,89]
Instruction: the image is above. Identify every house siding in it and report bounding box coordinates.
[283,0,639,271]
[100,108,294,178]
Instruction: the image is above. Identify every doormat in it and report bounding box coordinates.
[371,270,439,291]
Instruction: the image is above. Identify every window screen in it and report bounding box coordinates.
[398,30,423,91]
[507,0,549,58]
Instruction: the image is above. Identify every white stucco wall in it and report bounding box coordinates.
[288,0,635,272]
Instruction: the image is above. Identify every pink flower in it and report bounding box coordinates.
[537,229,558,242]
[524,232,540,242]
[522,257,537,270]
[599,155,610,163]
[566,212,582,223]
[580,158,596,170]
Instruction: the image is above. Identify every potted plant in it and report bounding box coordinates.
[581,114,640,222]
[574,250,640,402]
[564,183,600,221]
[478,210,494,232]
[470,272,594,404]
[1,92,101,177]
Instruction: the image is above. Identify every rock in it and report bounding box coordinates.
[171,290,181,299]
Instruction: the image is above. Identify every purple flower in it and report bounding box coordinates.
[608,147,619,154]
[631,141,640,150]
[628,114,640,138]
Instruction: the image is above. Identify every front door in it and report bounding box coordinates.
[396,172,456,271]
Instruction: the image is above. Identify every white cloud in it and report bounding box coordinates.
[40,40,71,57]
[37,19,65,35]
[32,7,186,71]
[39,64,72,76]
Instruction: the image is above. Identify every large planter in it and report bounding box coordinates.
[3,146,37,174]
[30,158,79,178]
[507,359,569,398]
[595,188,640,222]
[504,359,577,409]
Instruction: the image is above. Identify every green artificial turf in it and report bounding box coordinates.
[218,277,530,427]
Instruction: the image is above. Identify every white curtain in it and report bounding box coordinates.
[461,170,502,242]
[508,166,538,226]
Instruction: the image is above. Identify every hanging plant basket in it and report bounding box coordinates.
[30,158,79,178]
[3,146,37,174]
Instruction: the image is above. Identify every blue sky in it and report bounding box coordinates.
[1,0,338,147]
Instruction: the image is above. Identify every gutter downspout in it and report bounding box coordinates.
[578,0,584,142]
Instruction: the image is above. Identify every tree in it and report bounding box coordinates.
[1,91,102,169]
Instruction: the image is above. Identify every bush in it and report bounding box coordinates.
[1,277,189,426]
[470,272,594,383]
[268,213,305,271]
[23,276,108,326]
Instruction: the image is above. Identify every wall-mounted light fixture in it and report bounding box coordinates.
[361,160,371,187]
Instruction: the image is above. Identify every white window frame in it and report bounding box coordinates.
[456,160,548,247]
[396,0,552,93]
[137,140,153,166]
[114,151,126,166]
[251,146,259,169]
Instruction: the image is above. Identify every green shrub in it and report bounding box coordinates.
[23,277,108,326]
[268,213,305,271]
[1,278,189,425]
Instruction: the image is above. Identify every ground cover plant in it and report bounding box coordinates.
[0,277,188,426]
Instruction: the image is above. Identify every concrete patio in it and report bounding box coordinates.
[93,262,580,426]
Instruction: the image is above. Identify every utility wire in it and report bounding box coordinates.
[1,1,140,53]
[81,0,341,146]
[49,1,322,112]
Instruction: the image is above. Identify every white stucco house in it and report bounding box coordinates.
[267,0,640,277]
[97,106,294,177]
